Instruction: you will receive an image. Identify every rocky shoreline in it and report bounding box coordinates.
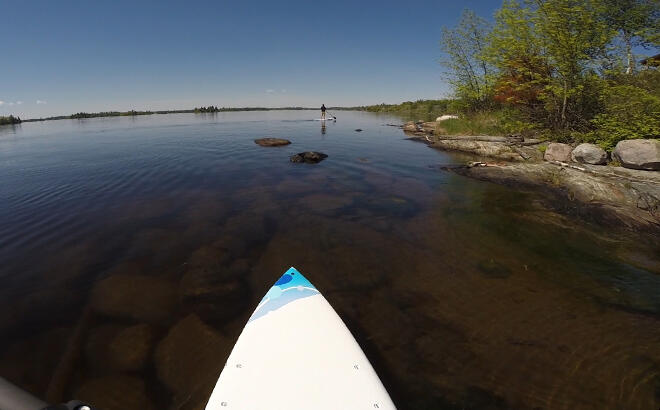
[402,121,660,232]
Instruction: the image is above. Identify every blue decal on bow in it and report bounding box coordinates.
[248,267,318,323]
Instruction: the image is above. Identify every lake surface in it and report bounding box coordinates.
[1,111,659,410]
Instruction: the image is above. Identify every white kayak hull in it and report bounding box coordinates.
[205,267,396,410]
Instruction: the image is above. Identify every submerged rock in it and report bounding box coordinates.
[254,138,291,147]
[107,324,156,372]
[90,274,178,325]
[571,143,607,165]
[179,267,249,325]
[299,193,354,214]
[85,324,123,374]
[154,315,233,405]
[612,139,660,171]
[290,151,328,164]
[76,375,154,410]
[544,143,573,162]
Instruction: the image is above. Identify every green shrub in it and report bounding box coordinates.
[585,85,660,150]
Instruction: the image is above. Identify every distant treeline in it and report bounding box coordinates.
[0,115,21,125]
[22,106,324,123]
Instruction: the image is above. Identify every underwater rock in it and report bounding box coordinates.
[76,374,154,410]
[90,274,178,325]
[107,324,156,372]
[154,315,233,404]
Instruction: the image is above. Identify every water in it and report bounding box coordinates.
[1,111,658,410]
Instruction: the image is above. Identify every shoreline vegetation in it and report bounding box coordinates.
[0,115,22,125]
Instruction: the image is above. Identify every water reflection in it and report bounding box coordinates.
[0,112,658,410]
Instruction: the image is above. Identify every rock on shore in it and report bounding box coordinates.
[571,143,607,165]
[613,139,660,171]
[442,162,660,231]
[544,143,572,162]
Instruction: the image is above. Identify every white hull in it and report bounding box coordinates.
[205,267,395,410]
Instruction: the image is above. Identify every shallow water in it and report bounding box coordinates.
[1,111,659,410]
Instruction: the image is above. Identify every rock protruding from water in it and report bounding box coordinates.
[290,152,328,164]
[612,139,660,171]
[90,275,178,325]
[154,315,233,407]
[571,143,607,165]
[544,143,573,162]
[355,129,363,132]
[436,115,459,121]
[254,138,291,147]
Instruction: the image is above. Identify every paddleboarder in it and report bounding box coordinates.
[321,104,326,120]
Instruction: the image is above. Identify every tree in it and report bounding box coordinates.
[486,1,552,125]
[529,0,611,128]
[440,10,494,111]
[601,0,660,74]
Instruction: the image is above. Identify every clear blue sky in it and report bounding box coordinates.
[1,0,502,118]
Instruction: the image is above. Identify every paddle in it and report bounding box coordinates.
[326,111,337,120]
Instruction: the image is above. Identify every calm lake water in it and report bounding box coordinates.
[1,111,659,410]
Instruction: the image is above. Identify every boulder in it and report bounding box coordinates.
[544,143,573,162]
[85,324,124,374]
[75,375,154,410]
[90,275,178,325]
[299,193,354,215]
[436,115,459,121]
[179,266,249,325]
[612,139,660,171]
[402,122,418,132]
[107,324,156,372]
[188,243,231,270]
[254,138,291,147]
[420,122,437,133]
[571,143,607,165]
[290,152,328,164]
[154,315,233,403]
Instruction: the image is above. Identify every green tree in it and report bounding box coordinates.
[440,10,494,111]
[601,0,660,74]
[486,1,552,125]
[531,0,612,128]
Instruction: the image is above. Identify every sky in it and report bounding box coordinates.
[2,0,504,118]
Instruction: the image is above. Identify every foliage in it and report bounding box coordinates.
[193,106,220,113]
[362,100,454,121]
[70,111,153,119]
[601,0,659,73]
[0,115,21,125]
[435,112,506,136]
[582,84,660,150]
[438,0,660,148]
[440,10,496,111]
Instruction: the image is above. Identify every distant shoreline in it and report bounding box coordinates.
[18,106,365,123]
